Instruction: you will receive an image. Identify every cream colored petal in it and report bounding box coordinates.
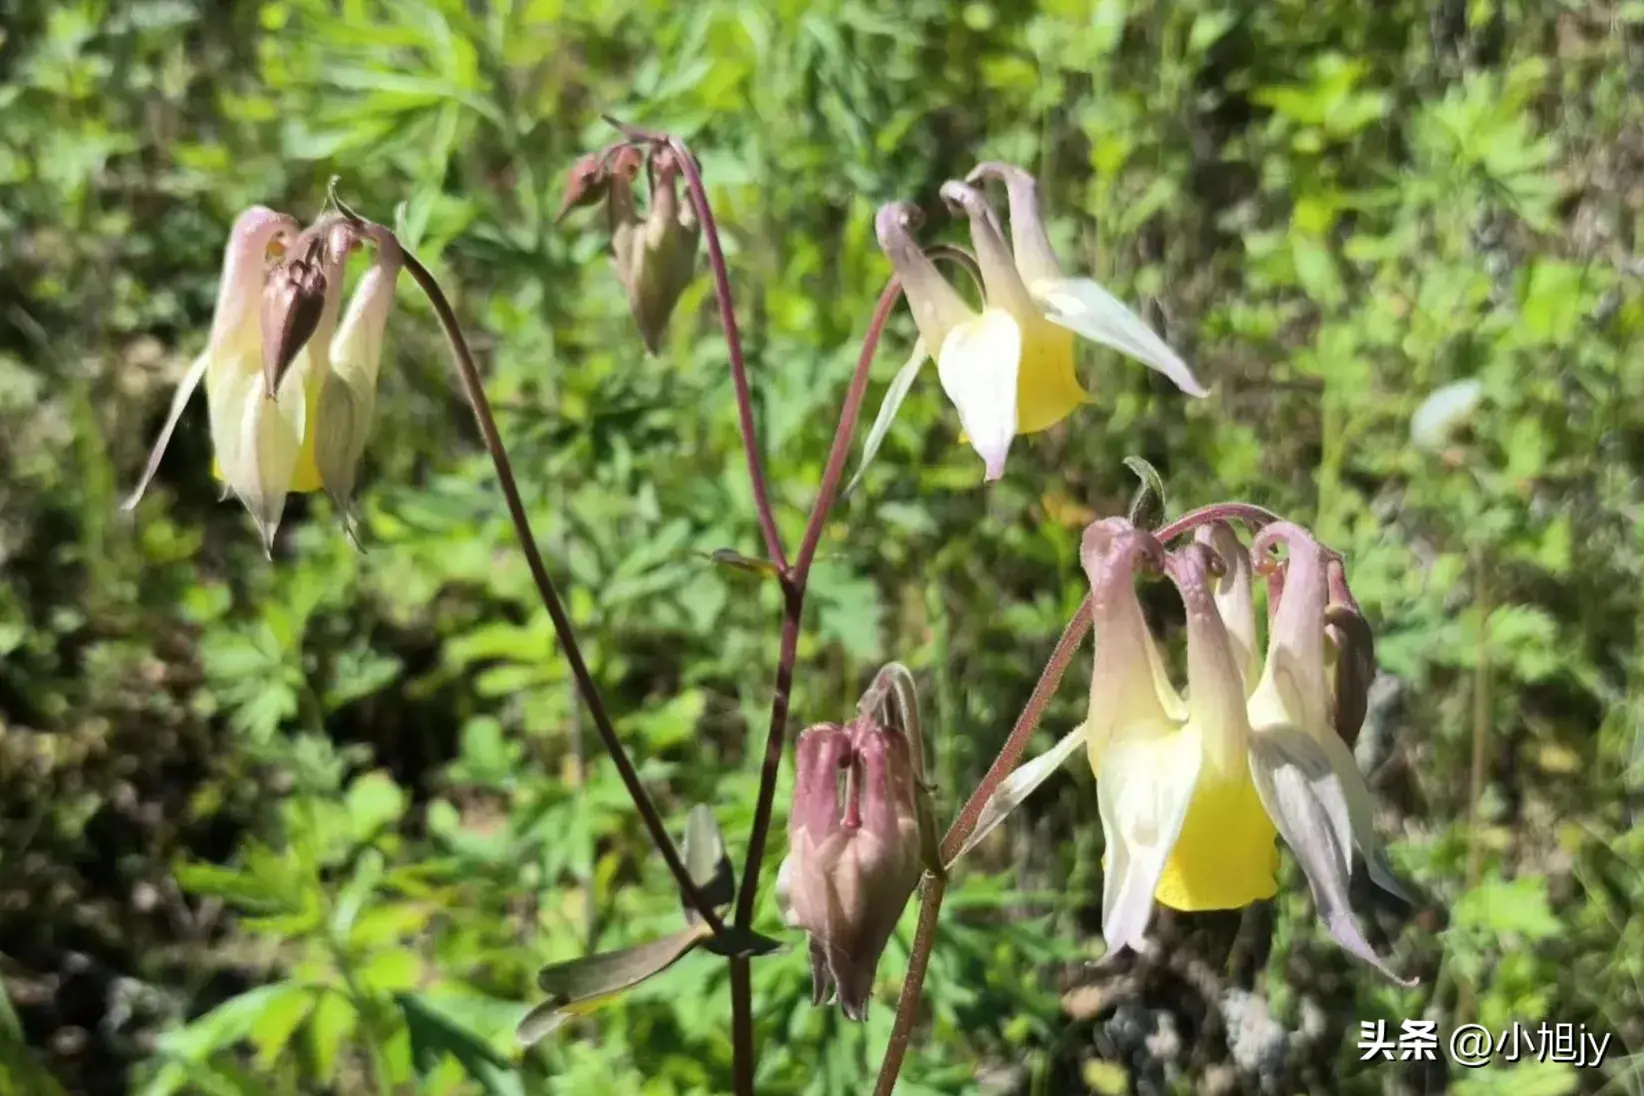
[1196,522,1260,694]
[206,354,257,498]
[229,375,307,557]
[845,338,927,500]
[316,232,401,533]
[130,208,294,513]
[1315,727,1412,902]
[950,723,1088,867]
[313,379,372,541]
[1098,724,1202,957]
[1081,518,1183,769]
[329,231,402,390]
[935,309,1020,481]
[1034,277,1207,398]
[1165,543,1253,776]
[121,352,210,512]
[1410,378,1483,451]
[876,202,975,354]
[1248,523,1331,735]
[1247,728,1414,985]
[209,207,300,357]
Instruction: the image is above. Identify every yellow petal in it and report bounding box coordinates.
[1152,769,1278,912]
[1014,319,1088,435]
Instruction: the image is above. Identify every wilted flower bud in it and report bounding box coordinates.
[555,152,611,224]
[776,717,921,1020]
[261,238,330,398]
[608,145,701,355]
[1324,555,1376,748]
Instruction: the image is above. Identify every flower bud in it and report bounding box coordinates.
[776,718,921,1020]
[555,152,611,224]
[609,146,700,355]
[260,229,333,398]
[1324,556,1376,748]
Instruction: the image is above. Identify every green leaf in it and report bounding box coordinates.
[396,993,524,1096]
[519,925,712,1046]
[844,338,928,500]
[248,983,315,1071]
[1452,876,1562,942]
[346,770,407,843]
[306,992,356,1086]
[0,979,68,1096]
[358,947,424,992]
[701,547,781,579]
[1449,1060,1579,1096]
[150,982,305,1094]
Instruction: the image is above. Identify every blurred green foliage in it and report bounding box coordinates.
[2,0,1643,1093]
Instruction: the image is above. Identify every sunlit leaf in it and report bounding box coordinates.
[519,925,712,1046]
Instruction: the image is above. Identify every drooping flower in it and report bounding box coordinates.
[557,145,701,354]
[957,514,1413,983]
[1088,517,1411,980]
[609,146,701,355]
[123,209,400,552]
[776,716,922,1019]
[864,165,1205,483]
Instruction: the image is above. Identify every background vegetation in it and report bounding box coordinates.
[2,0,1643,1092]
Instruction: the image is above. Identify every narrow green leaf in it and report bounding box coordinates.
[701,548,780,578]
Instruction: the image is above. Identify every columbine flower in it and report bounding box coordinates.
[958,514,1412,983]
[123,208,400,553]
[776,716,922,1019]
[1083,516,1412,981]
[870,164,1205,482]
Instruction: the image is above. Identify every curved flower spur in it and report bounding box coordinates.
[956,513,1415,984]
[121,206,403,553]
[852,163,1207,486]
[776,663,940,1020]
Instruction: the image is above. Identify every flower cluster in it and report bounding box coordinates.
[1076,515,1410,980]
[122,207,401,553]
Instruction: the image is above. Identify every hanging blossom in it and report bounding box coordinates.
[557,144,701,354]
[122,207,402,552]
[776,711,924,1020]
[958,515,1414,983]
[858,162,1206,485]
